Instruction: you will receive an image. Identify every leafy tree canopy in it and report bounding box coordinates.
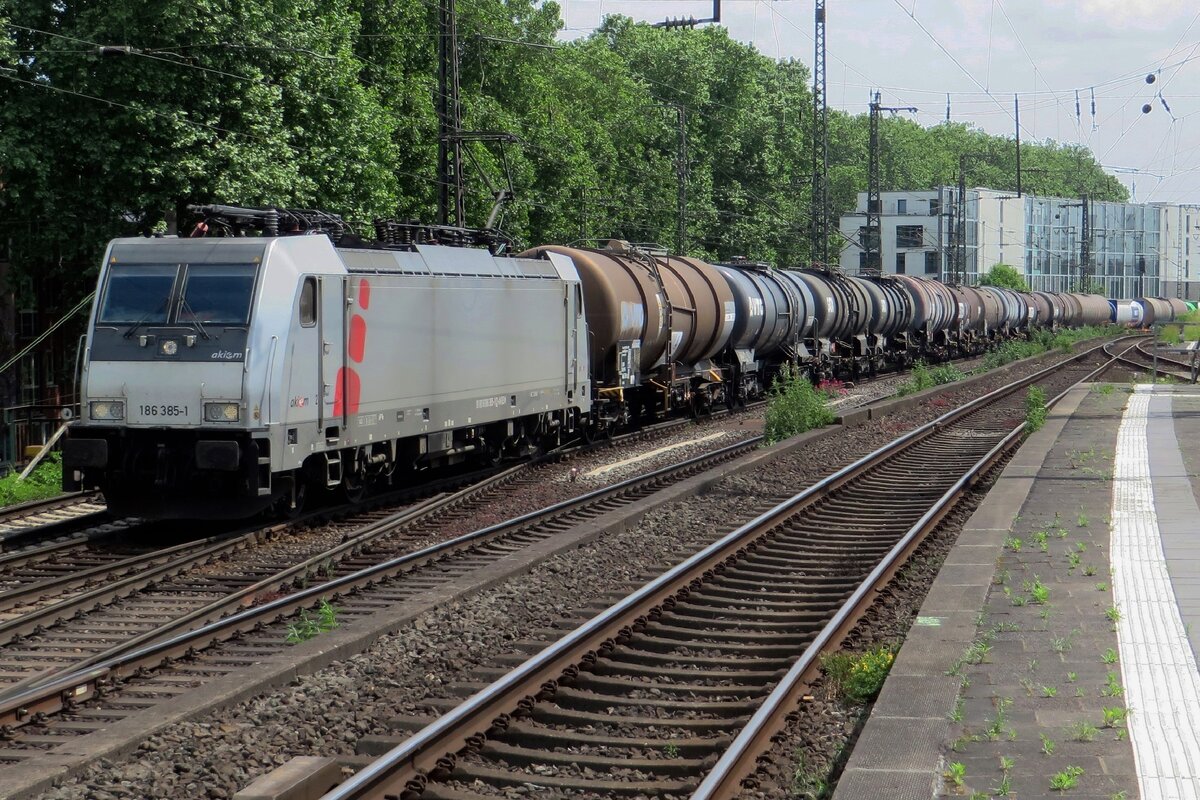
[0,6,1126,306]
[979,264,1029,291]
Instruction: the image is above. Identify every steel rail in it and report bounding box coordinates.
[0,463,526,704]
[0,406,761,710]
[316,340,1119,800]
[1102,337,1194,381]
[691,348,1120,798]
[0,435,761,731]
[0,494,112,552]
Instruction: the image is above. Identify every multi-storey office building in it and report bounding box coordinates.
[1156,203,1200,301]
[839,189,1181,298]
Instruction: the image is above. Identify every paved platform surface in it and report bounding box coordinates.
[833,383,1200,800]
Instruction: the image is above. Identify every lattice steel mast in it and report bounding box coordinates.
[810,0,828,267]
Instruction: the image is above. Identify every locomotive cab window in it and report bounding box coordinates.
[299,277,317,326]
[98,264,179,325]
[178,263,257,326]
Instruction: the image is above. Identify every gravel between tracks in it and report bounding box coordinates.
[30,351,1090,800]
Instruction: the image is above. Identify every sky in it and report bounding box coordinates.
[556,0,1200,205]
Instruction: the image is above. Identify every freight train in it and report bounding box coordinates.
[61,206,1144,519]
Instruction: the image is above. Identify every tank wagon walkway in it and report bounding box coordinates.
[835,382,1200,799]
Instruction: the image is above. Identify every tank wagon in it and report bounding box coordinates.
[521,244,736,428]
[1109,300,1138,327]
[1166,297,1190,320]
[63,206,1114,519]
[1135,297,1176,326]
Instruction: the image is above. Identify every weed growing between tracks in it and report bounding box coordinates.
[285,599,339,644]
[0,453,63,507]
[764,365,835,444]
[897,361,965,396]
[1025,386,1048,432]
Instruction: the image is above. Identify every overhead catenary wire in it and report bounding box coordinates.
[0,293,95,378]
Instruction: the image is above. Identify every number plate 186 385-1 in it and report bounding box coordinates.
[138,404,189,417]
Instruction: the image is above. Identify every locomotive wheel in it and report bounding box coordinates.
[271,475,308,520]
[340,473,367,504]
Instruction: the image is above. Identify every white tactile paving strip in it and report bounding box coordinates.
[1112,386,1200,800]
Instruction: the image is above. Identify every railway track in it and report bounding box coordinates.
[0,338,1117,789]
[0,430,763,755]
[0,405,761,690]
[0,493,116,552]
[1102,337,1196,382]
[0,464,537,700]
[298,343,1115,800]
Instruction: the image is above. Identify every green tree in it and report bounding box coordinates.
[0,5,1130,303]
[980,264,1029,291]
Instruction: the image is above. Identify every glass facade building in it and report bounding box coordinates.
[840,188,1170,298]
[1025,198,1161,297]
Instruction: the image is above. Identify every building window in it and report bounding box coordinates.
[895,253,906,274]
[857,226,879,252]
[17,310,36,340]
[19,356,37,405]
[929,198,941,216]
[896,225,924,248]
[897,199,907,214]
[925,251,940,274]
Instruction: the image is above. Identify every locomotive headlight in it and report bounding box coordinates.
[89,401,125,420]
[160,339,179,356]
[204,402,240,422]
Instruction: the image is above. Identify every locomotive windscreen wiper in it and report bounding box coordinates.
[177,297,212,340]
[122,301,168,339]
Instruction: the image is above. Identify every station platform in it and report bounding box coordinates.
[833,383,1200,800]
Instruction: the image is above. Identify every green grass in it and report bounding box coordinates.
[821,646,896,704]
[285,599,339,644]
[1026,386,1048,433]
[897,360,965,396]
[0,454,64,508]
[1050,766,1084,791]
[764,365,835,444]
[982,326,1112,371]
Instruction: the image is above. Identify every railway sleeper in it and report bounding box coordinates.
[500,721,728,754]
[478,738,711,776]
[618,633,810,658]
[529,702,750,733]
[567,673,765,699]
[642,622,815,645]
[665,603,830,623]
[437,763,695,798]
[599,645,788,670]
[676,592,847,611]
[712,572,850,590]
[548,687,755,716]
[587,659,783,684]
